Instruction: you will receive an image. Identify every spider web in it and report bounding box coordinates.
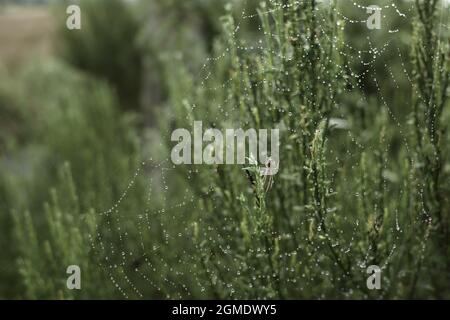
[86,0,449,299]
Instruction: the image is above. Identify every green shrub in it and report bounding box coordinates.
[58,0,143,110]
[1,60,148,298]
[2,0,449,299]
[160,0,450,298]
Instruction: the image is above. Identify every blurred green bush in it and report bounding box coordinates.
[0,59,148,298]
[58,0,144,111]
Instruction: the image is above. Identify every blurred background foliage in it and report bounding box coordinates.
[0,0,449,299]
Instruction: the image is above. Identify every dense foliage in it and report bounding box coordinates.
[0,0,449,299]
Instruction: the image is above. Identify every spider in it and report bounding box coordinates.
[261,158,276,193]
